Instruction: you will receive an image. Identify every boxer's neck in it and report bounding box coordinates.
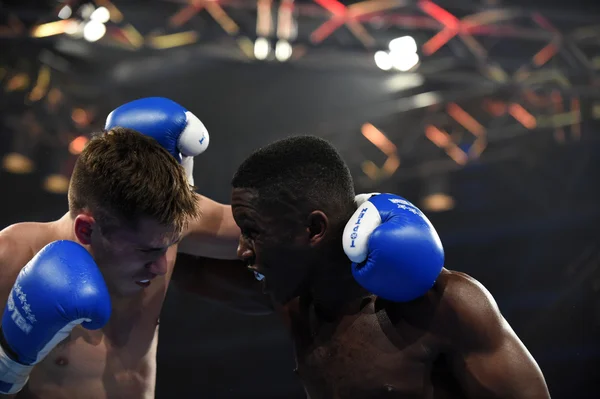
[307,248,368,318]
[53,212,80,243]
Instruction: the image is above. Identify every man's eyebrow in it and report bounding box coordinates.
[139,236,183,251]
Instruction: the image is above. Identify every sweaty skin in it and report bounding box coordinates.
[228,188,550,399]
[279,270,549,399]
[0,194,248,399]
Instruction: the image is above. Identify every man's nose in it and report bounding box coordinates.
[147,252,168,276]
[237,237,254,262]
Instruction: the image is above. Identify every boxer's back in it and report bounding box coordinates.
[0,221,171,399]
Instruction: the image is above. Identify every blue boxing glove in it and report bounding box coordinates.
[342,193,444,302]
[0,241,111,394]
[105,97,209,186]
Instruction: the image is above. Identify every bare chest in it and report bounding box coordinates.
[285,298,439,399]
[22,291,165,399]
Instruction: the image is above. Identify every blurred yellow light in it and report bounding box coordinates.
[31,19,73,38]
[147,31,198,49]
[2,153,34,174]
[422,193,455,213]
[44,174,70,194]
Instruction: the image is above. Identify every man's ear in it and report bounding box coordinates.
[74,214,96,245]
[306,211,328,247]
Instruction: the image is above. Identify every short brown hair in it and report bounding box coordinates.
[68,127,198,233]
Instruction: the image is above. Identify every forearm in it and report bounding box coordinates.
[179,194,240,260]
[172,254,273,315]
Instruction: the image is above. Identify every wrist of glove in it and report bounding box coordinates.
[343,193,444,302]
[180,155,195,187]
[0,338,33,394]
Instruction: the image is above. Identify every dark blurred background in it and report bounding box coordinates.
[1,0,599,397]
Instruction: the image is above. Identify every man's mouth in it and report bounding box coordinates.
[135,276,155,288]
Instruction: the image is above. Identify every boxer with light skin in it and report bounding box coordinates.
[0,99,261,399]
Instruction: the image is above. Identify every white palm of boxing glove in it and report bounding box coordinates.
[105,97,210,186]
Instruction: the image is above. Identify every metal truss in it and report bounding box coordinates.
[1,0,599,185]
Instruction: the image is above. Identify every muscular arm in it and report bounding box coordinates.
[171,253,273,315]
[439,272,549,399]
[179,194,240,260]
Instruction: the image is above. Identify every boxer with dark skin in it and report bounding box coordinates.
[190,135,549,399]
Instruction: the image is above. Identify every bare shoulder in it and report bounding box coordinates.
[0,222,54,275]
[432,269,506,349]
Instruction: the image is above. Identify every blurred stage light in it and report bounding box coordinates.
[2,153,34,174]
[80,3,96,20]
[69,136,89,155]
[5,73,29,92]
[44,174,70,194]
[374,51,392,71]
[65,20,82,36]
[71,108,91,127]
[422,193,455,212]
[421,176,454,212]
[58,6,72,20]
[83,20,106,42]
[375,36,420,72]
[389,36,417,54]
[361,123,396,156]
[90,7,111,24]
[31,20,73,38]
[148,31,198,49]
[254,37,270,60]
[275,40,292,62]
[390,52,419,72]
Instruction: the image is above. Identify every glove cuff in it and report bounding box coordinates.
[354,193,380,207]
[0,343,32,394]
[180,156,195,187]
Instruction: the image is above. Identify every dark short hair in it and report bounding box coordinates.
[68,127,199,233]
[231,135,355,224]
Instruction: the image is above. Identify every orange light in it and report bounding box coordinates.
[382,154,400,176]
[69,136,89,155]
[445,144,468,165]
[509,104,536,129]
[533,42,558,67]
[71,108,90,127]
[361,123,397,156]
[6,73,29,92]
[425,125,451,148]
[169,0,204,27]
[361,160,379,180]
[468,137,487,159]
[447,103,485,136]
[484,99,506,117]
[205,1,239,35]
